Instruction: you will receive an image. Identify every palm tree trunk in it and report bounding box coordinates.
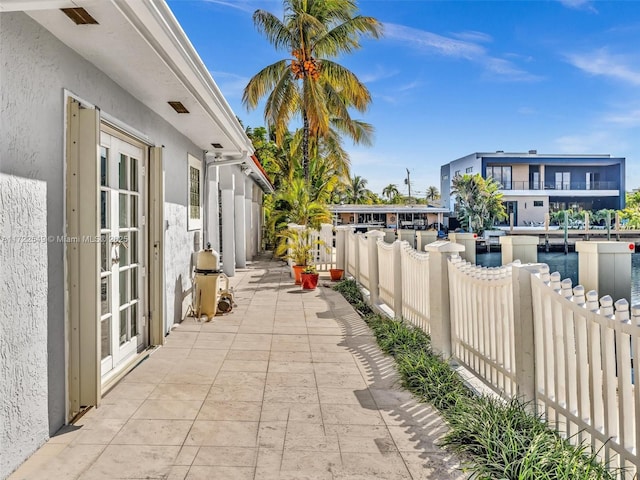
[302,110,310,183]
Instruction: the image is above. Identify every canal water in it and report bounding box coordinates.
[476,252,640,306]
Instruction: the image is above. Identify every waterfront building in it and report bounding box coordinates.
[440,151,625,227]
[329,204,449,231]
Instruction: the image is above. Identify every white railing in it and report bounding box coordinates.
[307,223,336,271]
[357,233,370,289]
[285,223,336,272]
[449,257,517,397]
[346,229,357,278]
[377,240,396,308]
[400,241,430,333]
[531,273,640,477]
[335,232,639,477]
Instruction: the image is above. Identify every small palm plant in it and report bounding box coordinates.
[275,227,322,266]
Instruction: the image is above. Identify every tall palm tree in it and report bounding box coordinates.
[346,175,372,204]
[425,185,440,204]
[382,183,400,202]
[243,0,382,182]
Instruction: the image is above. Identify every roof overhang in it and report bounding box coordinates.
[330,205,449,214]
[2,0,263,165]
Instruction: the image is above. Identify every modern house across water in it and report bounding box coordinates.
[440,151,626,227]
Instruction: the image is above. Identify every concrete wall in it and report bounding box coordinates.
[0,12,202,475]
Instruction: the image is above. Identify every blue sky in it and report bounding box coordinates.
[167,0,640,198]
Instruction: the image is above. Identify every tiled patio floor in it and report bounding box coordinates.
[10,257,464,480]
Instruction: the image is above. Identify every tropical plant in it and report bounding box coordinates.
[269,176,332,231]
[274,227,322,266]
[243,0,382,182]
[451,173,506,233]
[382,183,400,202]
[303,264,318,274]
[620,190,640,229]
[425,185,440,204]
[345,175,373,204]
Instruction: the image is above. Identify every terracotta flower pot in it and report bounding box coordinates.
[292,265,305,284]
[329,268,344,281]
[300,272,319,290]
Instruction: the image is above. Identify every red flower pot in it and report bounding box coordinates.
[329,268,344,281]
[292,265,305,284]
[300,273,319,290]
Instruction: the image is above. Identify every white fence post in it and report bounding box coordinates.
[366,231,384,305]
[511,263,542,406]
[448,232,477,264]
[500,235,539,265]
[417,230,438,252]
[398,229,416,249]
[576,240,634,302]
[354,232,360,282]
[392,240,403,319]
[425,241,465,357]
[335,226,350,271]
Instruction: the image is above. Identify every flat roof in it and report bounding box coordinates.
[330,204,449,214]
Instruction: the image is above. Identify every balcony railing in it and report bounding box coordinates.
[495,180,619,191]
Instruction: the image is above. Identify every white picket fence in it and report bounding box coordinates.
[287,224,336,271]
[401,241,430,333]
[335,226,640,478]
[531,272,640,476]
[448,256,517,397]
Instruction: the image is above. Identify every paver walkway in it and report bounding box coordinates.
[10,257,464,480]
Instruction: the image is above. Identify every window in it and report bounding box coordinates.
[555,171,570,190]
[188,154,202,230]
[465,166,473,173]
[486,165,512,189]
[454,170,461,177]
[533,200,543,207]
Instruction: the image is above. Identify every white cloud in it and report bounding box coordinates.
[451,30,493,44]
[199,0,283,15]
[383,23,541,82]
[518,107,538,115]
[557,0,598,13]
[210,70,250,99]
[359,65,399,83]
[566,48,640,85]
[554,131,620,153]
[397,81,421,92]
[604,109,640,127]
[200,0,256,13]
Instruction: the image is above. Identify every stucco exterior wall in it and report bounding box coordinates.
[502,195,548,225]
[165,202,199,331]
[1,12,203,473]
[0,174,49,479]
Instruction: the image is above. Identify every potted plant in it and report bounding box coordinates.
[275,228,320,285]
[329,268,344,281]
[300,264,320,290]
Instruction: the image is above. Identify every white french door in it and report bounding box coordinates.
[99,131,147,379]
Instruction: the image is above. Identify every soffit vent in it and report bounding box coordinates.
[61,8,99,25]
[211,143,224,149]
[168,101,189,114]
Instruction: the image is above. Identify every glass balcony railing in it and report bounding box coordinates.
[494,180,619,191]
